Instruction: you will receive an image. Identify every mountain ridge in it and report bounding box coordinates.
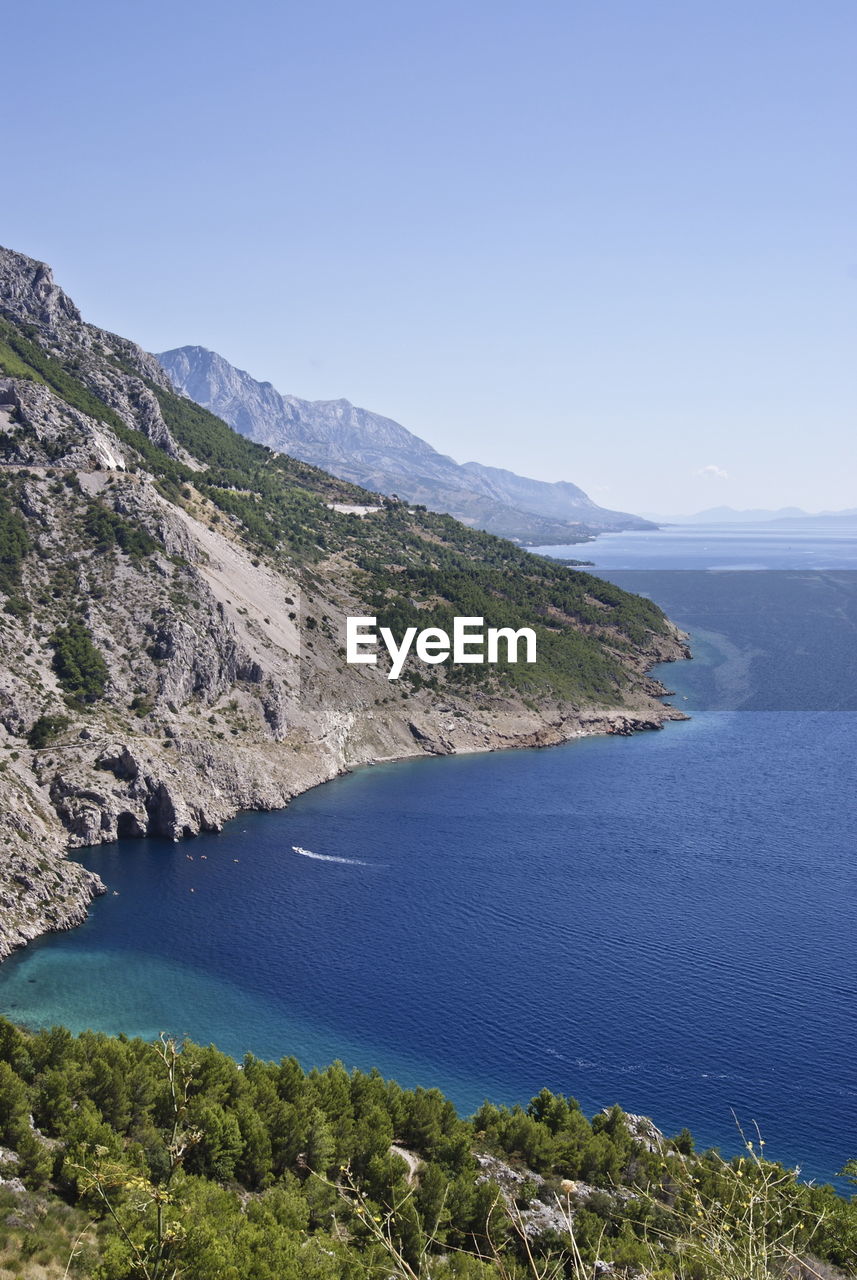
[644,504,857,526]
[158,344,655,544]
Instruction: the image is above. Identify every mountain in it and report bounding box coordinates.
[644,505,857,527]
[766,508,857,527]
[157,345,654,544]
[0,245,687,959]
[645,506,811,524]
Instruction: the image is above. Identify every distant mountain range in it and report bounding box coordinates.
[644,505,857,527]
[157,346,654,545]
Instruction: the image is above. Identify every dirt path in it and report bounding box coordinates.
[390,1144,422,1185]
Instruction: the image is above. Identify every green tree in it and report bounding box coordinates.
[50,618,108,705]
[304,1107,335,1177]
[0,1060,30,1143]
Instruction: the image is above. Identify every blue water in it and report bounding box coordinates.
[1,526,856,1184]
[536,523,857,570]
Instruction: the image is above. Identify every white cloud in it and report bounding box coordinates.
[695,463,729,480]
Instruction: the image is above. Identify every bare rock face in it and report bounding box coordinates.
[85,363,182,458]
[0,251,82,336]
[0,380,127,471]
[0,246,181,459]
[147,605,255,704]
[0,759,104,961]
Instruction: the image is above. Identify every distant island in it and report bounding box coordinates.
[645,504,857,527]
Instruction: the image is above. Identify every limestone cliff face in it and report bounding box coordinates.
[0,245,689,961]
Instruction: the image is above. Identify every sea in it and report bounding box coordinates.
[1,523,856,1185]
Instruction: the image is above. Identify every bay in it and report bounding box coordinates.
[1,526,856,1184]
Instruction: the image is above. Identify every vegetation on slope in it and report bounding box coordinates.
[0,304,677,703]
[49,619,109,708]
[0,318,127,435]
[0,260,846,1279]
[0,1020,852,1279]
[144,374,675,701]
[83,502,158,560]
[0,489,30,617]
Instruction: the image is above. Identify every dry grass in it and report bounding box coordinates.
[321,1124,851,1280]
[0,1206,96,1280]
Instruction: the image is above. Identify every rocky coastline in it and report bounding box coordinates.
[0,637,688,962]
[0,243,690,963]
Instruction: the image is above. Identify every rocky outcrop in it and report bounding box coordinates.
[475,1150,635,1241]
[0,255,82,336]
[0,759,104,961]
[0,381,127,471]
[474,1113,666,1241]
[614,1111,666,1152]
[0,246,182,459]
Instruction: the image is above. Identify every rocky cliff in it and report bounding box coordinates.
[158,345,655,543]
[0,246,688,961]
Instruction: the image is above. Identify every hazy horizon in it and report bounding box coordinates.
[4,0,855,514]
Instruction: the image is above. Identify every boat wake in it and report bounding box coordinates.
[291,845,368,867]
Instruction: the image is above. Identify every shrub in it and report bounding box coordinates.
[27,714,70,748]
[50,620,108,706]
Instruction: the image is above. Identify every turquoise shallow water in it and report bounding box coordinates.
[1,529,856,1184]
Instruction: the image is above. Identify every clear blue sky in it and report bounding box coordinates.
[5,0,855,513]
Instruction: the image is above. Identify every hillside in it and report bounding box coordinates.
[0,245,687,959]
[0,1019,853,1279]
[158,345,655,543]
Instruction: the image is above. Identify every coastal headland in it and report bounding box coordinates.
[0,245,689,961]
